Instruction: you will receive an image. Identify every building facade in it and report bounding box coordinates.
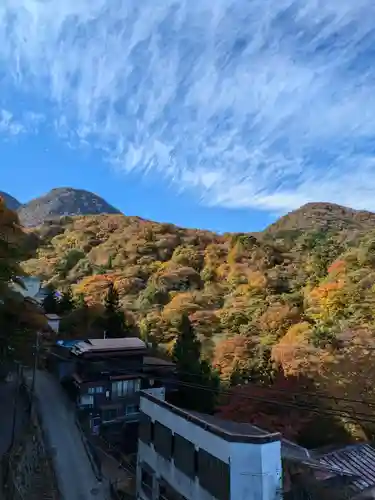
[47,338,175,451]
[137,391,283,500]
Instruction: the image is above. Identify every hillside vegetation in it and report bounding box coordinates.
[21,202,375,440]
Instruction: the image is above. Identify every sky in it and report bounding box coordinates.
[1,1,375,233]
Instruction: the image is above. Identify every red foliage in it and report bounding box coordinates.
[216,371,315,441]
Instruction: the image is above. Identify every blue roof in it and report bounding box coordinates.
[56,339,82,348]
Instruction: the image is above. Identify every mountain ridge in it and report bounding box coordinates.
[0,191,22,211]
[14,187,122,227]
[2,186,375,234]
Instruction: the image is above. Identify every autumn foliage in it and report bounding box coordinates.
[16,207,375,441]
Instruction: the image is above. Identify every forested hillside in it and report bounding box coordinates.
[18,202,375,443]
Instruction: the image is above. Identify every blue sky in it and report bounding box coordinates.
[1,1,375,233]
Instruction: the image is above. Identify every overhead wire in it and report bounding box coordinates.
[112,367,375,427]
[145,362,375,408]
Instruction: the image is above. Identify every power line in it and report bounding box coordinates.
[120,368,375,426]
[118,363,375,410]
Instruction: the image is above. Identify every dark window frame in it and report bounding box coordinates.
[158,477,188,500]
[139,412,152,444]
[173,433,196,479]
[154,421,173,460]
[141,466,153,499]
[198,448,230,500]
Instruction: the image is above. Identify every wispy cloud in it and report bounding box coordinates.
[0,0,375,212]
[0,109,25,136]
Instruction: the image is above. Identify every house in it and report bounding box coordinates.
[11,276,49,305]
[283,441,375,499]
[137,390,375,500]
[137,390,283,500]
[45,313,61,334]
[46,337,175,452]
[10,276,60,334]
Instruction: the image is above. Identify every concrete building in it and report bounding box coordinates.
[136,390,375,500]
[136,391,282,500]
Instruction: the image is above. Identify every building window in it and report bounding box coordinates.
[139,412,153,444]
[125,404,139,416]
[111,378,141,397]
[198,449,230,500]
[141,467,153,499]
[173,434,196,479]
[154,422,173,460]
[80,395,94,407]
[88,386,103,395]
[158,479,187,500]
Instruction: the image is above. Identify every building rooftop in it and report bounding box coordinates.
[71,337,147,356]
[316,443,375,495]
[140,390,280,444]
[45,314,61,320]
[143,357,175,367]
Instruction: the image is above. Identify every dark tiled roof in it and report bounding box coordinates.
[143,356,175,367]
[317,444,375,495]
[71,338,146,355]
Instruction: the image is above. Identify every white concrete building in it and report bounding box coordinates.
[136,391,283,500]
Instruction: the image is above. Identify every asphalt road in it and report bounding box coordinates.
[24,370,110,500]
[0,377,29,457]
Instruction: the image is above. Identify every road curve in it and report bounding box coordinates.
[24,370,110,500]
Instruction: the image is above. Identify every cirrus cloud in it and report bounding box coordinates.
[0,0,375,212]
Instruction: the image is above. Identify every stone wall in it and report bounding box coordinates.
[2,384,60,500]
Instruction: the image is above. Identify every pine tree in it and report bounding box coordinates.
[172,314,201,372]
[102,282,127,338]
[58,286,74,314]
[172,314,220,413]
[42,285,59,314]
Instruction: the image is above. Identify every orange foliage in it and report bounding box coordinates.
[162,292,201,319]
[189,310,220,334]
[247,270,268,290]
[257,303,300,337]
[213,335,255,379]
[74,274,114,304]
[271,322,319,376]
[327,259,346,276]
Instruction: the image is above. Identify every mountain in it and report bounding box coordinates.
[264,202,375,235]
[0,191,21,211]
[17,187,121,227]
[19,201,375,441]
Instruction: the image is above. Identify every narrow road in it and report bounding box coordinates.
[24,370,110,500]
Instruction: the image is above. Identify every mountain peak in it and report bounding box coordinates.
[264,201,375,234]
[0,191,22,211]
[17,187,122,227]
